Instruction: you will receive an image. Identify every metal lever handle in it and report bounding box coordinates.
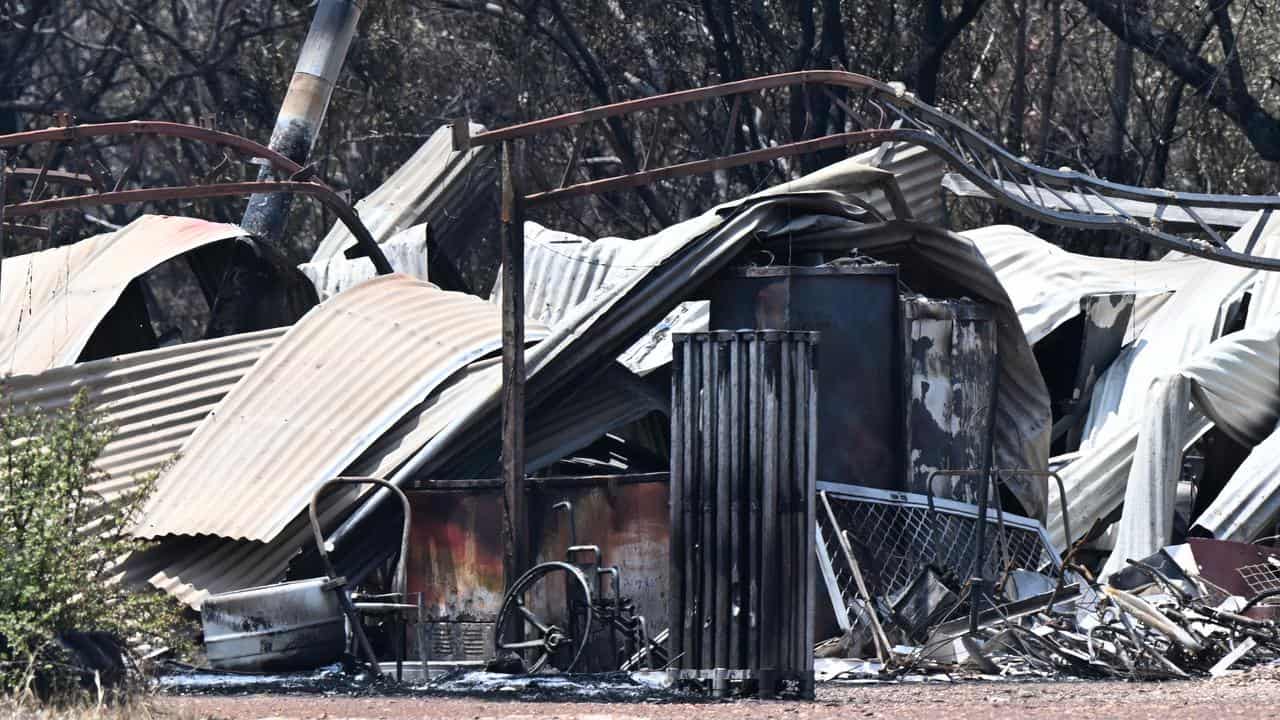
[553,499,577,549]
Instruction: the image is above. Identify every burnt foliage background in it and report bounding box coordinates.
[2,0,1279,261]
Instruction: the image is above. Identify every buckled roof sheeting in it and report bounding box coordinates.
[125,356,663,608]
[134,274,548,542]
[299,224,431,301]
[309,123,494,263]
[0,328,283,512]
[0,215,246,376]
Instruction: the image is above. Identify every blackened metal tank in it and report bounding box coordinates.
[709,263,902,490]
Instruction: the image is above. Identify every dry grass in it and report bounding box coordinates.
[0,696,210,720]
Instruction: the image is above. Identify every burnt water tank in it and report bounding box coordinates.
[709,263,902,490]
[900,296,997,503]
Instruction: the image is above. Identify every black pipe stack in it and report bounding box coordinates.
[669,330,817,699]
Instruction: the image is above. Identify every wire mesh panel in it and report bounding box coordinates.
[1238,563,1280,595]
[815,483,1058,630]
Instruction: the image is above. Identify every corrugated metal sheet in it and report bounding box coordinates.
[1184,315,1280,542]
[1045,412,1212,549]
[135,274,548,542]
[961,224,1194,344]
[1095,313,1280,561]
[1046,315,1280,551]
[0,328,283,509]
[1045,291,1280,550]
[492,224,640,328]
[762,142,945,223]
[1182,319,1280,447]
[617,301,709,376]
[492,224,709,376]
[0,215,246,376]
[669,331,818,680]
[448,361,669,478]
[1098,373,1191,578]
[494,142,940,376]
[310,123,494,262]
[298,224,431,301]
[944,174,1258,228]
[124,532,301,610]
[1195,426,1280,542]
[963,214,1280,554]
[1079,213,1280,446]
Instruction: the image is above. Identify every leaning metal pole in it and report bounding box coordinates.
[241,0,364,242]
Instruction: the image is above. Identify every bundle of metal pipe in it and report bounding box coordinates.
[669,330,817,699]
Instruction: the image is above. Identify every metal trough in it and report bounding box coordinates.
[201,577,346,672]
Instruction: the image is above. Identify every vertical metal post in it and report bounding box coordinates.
[499,141,528,592]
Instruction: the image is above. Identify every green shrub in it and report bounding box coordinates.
[0,391,186,700]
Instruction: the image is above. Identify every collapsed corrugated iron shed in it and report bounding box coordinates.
[12,66,1280,683]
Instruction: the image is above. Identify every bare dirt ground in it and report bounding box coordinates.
[157,672,1280,720]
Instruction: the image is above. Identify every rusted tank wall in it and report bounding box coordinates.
[404,477,671,665]
[404,491,506,622]
[902,296,997,503]
[529,480,671,625]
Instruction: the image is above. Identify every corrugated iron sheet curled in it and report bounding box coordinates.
[135,274,548,543]
[0,215,246,376]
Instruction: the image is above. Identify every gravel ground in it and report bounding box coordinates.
[157,670,1280,720]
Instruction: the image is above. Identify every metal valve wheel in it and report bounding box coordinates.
[493,561,594,673]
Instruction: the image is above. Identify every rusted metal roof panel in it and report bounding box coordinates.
[310,123,495,262]
[0,328,283,511]
[135,274,547,542]
[0,215,246,376]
